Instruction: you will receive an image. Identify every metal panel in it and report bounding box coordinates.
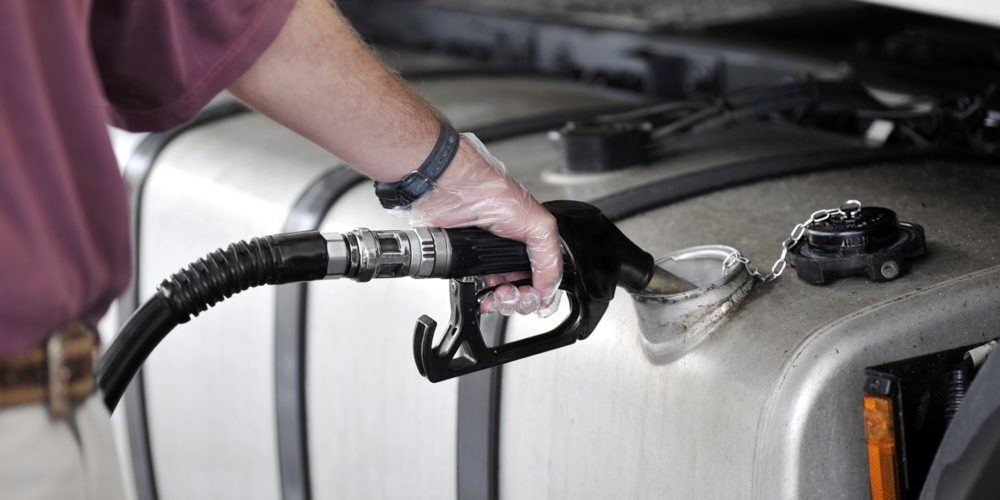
[117,102,252,500]
[133,75,643,500]
[482,121,857,202]
[276,168,366,500]
[301,77,642,500]
[139,113,334,500]
[113,50,998,500]
[302,95,861,500]
[498,160,1000,499]
[307,186,456,500]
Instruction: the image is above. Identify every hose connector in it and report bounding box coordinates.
[322,228,450,281]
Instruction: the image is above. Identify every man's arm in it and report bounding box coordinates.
[228,0,561,314]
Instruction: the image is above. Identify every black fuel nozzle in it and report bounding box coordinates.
[100,201,690,411]
[419,201,697,382]
[438,200,681,292]
[330,200,691,382]
[323,200,693,293]
[411,201,633,381]
[318,200,693,381]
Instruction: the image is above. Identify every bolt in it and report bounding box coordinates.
[880,260,900,280]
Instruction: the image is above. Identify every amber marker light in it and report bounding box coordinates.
[864,394,901,500]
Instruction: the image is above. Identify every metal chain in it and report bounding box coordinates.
[723,200,863,283]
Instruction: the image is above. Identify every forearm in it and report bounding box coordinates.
[229,0,450,182]
[230,0,562,314]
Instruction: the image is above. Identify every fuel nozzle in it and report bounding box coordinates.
[644,265,699,295]
[100,200,692,410]
[321,200,694,382]
[322,201,694,294]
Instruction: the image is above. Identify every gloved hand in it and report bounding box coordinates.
[404,133,562,316]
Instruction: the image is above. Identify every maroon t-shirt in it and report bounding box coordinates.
[0,0,296,358]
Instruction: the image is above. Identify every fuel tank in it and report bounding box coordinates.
[111,50,645,500]
[108,49,1000,500]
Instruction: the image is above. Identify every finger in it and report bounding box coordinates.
[492,284,520,316]
[537,289,562,318]
[514,286,541,315]
[482,271,530,288]
[502,271,530,283]
[482,274,505,287]
[480,285,522,315]
[480,293,498,313]
[491,209,562,299]
[525,233,562,300]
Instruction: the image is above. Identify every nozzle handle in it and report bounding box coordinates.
[414,200,663,383]
[442,227,531,278]
[441,201,656,292]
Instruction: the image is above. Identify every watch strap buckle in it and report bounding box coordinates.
[374,120,460,209]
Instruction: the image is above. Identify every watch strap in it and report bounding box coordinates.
[374,121,460,209]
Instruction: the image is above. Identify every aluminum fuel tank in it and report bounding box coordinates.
[303,116,860,500]
[122,72,642,500]
[497,159,1000,499]
[114,59,1000,500]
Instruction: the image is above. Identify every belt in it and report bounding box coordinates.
[0,320,100,418]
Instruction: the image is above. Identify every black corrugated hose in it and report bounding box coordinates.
[100,231,328,411]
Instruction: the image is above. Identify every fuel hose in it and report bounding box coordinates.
[100,232,329,411]
[101,210,692,411]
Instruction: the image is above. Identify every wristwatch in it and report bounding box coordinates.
[374,121,460,209]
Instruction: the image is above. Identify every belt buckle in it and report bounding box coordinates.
[46,328,72,419]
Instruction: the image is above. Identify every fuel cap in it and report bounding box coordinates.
[786,205,926,285]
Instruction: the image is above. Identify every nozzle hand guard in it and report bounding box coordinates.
[412,200,655,382]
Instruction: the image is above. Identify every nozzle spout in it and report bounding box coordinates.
[642,265,698,295]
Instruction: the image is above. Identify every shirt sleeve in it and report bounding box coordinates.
[91,0,298,132]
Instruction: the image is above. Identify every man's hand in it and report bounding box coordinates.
[228,0,561,315]
[407,134,562,316]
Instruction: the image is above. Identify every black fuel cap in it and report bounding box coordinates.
[787,205,925,285]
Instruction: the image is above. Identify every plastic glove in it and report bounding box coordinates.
[403,133,562,317]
